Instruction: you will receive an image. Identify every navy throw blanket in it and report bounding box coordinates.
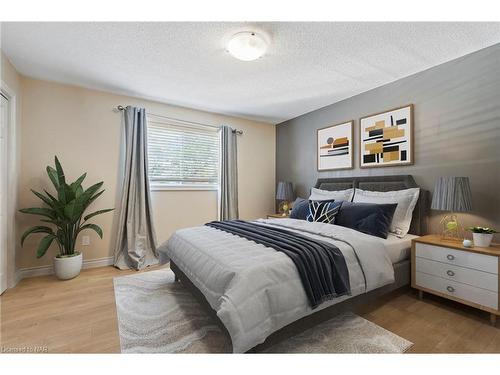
[205,220,351,309]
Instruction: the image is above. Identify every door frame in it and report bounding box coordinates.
[0,80,18,292]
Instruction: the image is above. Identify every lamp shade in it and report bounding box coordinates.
[276,181,294,201]
[431,177,472,212]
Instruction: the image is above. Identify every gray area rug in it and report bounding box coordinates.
[113,269,413,353]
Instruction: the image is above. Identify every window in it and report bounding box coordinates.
[147,117,220,190]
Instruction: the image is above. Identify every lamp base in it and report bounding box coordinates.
[278,200,290,216]
[440,213,462,241]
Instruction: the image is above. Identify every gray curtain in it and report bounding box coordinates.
[219,126,239,220]
[114,106,158,270]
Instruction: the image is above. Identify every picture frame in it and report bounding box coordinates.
[316,120,354,171]
[359,104,414,168]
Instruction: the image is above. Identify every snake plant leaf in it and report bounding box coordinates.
[40,218,63,227]
[79,223,103,238]
[63,199,84,222]
[74,172,87,186]
[31,189,65,219]
[70,173,87,192]
[83,208,114,222]
[36,234,57,258]
[75,185,84,198]
[44,189,59,204]
[69,193,91,221]
[30,189,55,207]
[19,207,56,219]
[21,226,54,246]
[63,199,75,221]
[63,183,76,203]
[46,166,59,189]
[87,190,105,208]
[84,182,104,199]
[55,183,67,204]
[42,189,65,216]
[73,184,104,215]
[56,229,66,247]
[54,156,66,186]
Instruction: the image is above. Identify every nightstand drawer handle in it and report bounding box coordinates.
[446,286,455,293]
[446,270,455,277]
[446,254,455,261]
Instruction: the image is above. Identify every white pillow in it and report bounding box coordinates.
[353,188,420,237]
[309,187,354,202]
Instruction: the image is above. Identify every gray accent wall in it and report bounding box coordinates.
[276,44,500,238]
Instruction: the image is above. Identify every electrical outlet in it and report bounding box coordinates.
[82,235,90,246]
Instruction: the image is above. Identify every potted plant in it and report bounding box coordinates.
[20,156,113,280]
[467,226,498,248]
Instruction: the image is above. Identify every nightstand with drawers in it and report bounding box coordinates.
[411,234,500,325]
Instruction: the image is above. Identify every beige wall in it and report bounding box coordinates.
[1,52,22,287]
[17,77,275,269]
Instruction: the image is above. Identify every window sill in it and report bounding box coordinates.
[150,184,219,192]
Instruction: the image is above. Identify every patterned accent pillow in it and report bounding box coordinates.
[306,200,341,224]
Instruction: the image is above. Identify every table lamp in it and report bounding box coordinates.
[431,176,472,240]
[276,181,294,216]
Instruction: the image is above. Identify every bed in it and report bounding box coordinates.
[158,175,428,353]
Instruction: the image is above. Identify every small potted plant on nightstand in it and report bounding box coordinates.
[19,156,113,280]
[468,226,498,248]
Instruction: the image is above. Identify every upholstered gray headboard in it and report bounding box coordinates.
[314,175,429,236]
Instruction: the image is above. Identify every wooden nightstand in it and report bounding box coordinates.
[411,234,500,325]
[267,213,290,219]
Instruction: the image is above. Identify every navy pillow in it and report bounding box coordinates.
[306,200,341,224]
[290,198,310,220]
[335,202,397,239]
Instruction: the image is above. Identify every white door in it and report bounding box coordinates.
[0,92,9,294]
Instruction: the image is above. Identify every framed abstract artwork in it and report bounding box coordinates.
[359,104,414,168]
[317,120,353,171]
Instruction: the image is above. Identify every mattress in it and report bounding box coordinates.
[383,234,418,264]
[159,218,395,352]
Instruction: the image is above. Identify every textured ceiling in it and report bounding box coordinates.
[2,22,500,123]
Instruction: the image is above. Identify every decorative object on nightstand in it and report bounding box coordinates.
[431,176,472,241]
[276,181,294,216]
[462,239,473,248]
[468,226,498,248]
[411,234,500,326]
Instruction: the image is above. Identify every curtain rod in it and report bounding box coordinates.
[115,105,243,135]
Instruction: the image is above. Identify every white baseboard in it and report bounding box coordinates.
[17,256,115,280]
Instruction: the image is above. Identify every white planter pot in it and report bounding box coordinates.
[473,233,494,248]
[53,252,83,280]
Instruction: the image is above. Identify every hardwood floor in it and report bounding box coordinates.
[0,266,158,353]
[360,290,500,353]
[1,265,499,353]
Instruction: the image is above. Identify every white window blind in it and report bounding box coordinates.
[147,118,220,190]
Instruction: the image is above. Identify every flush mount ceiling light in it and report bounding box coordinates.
[226,31,268,61]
